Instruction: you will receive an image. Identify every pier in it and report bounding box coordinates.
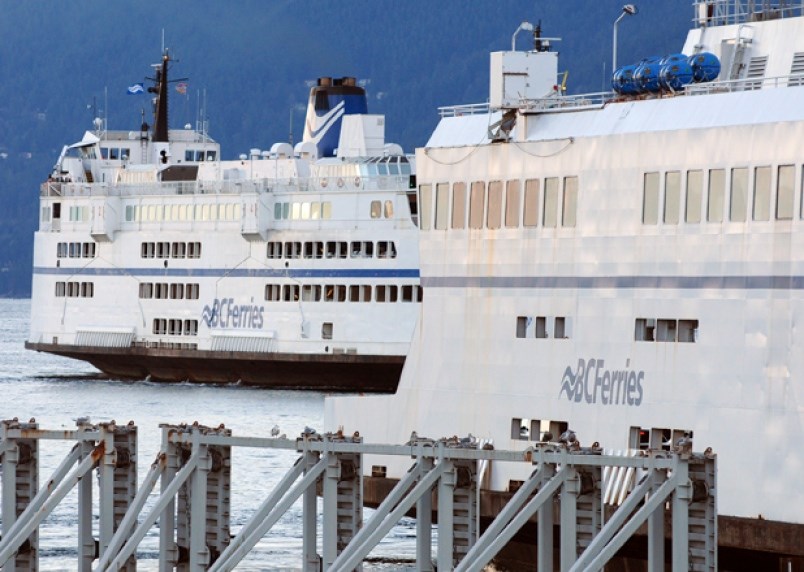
[0,418,716,571]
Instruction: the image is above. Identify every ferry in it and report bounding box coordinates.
[326,1,804,567]
[26,51,421,392]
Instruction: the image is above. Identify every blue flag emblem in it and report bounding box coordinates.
[127,83,144,95]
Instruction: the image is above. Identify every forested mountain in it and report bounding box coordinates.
[0,1,690,296]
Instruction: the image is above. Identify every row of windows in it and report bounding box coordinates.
[630,426,692,451]
[643,165,802,225]
[183,149,217,162]
[68,205,90,222]
[101,146,132,161]
[126,203,242,223]
[510,418,569,442]
[55,281,94,297]
[635,318,698,342]
[140,242,202,259]
[139,282,200,300]
[265,283,423,303]
[152,318,199,336]
[266,240,397,260]
[515,315,570,339]
[420,176,579,231]
[274,201,333,221]
[56,242,96,258]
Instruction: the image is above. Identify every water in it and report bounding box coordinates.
[0,299,419,570]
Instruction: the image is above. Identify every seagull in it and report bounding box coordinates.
[558,430,577,444]
[271,425,280,437]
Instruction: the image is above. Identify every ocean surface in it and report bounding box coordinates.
[0,299,420,571]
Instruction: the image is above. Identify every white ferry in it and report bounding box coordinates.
[26,52,421,392]
[327,1,804,566]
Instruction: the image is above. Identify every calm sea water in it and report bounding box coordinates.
[0,299,418,571]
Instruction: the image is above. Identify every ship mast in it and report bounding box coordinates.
[149,51,171,143]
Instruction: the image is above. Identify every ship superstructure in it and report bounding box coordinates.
[327,1,804,565]
[27,52,420,391]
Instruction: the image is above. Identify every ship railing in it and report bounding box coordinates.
[40,175,413,198]
[519,91,611,112]
[692,0,804,27]
[438,102,490,118]
[684,72,804,94]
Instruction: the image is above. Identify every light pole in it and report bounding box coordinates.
[613,4,638,72]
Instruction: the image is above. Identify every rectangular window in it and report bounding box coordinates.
[153,319,167,335]
[349,285,361,302]
[139,283,153,299]
[469,181,485,229]
[656,319,677,342]
[562,176,578,227]
[284,242,301,259]
[388,285,398,302]
[80,282,93,298]
[282,284,300,302]
[265,284,280,301]
[516,316,528,338]
[451,182,467,229]
[370,200,382,219]
[777,165,794,220]
[435,183,450,230]
[302,285,322,301]
[376,285,388,302]
[664,171,681,224]
[187,242,202,258]
[634,318,655,341]
[267,242,282,259]
[685,170,703,223]
[384,200,394,218]
[678,319,698,342]
[322,322,333,340]
[554,317,566,338]
[186,284,199,299]
[419,184,433,231]
[523,179,540,227]
[170,283,184,299]
[184,320,198,336]
[486,181,503,229]
[730,167,748,222]
[543,177,560,227]
[534,316,547,338]
[505,180,521,228]
[753,166,771,221]
[172,242,187,259]
[708,169,725,222]
[168,319,183,336]
[155,283,169,299]
[55,282,66,297]
[377,241,396,259]
[642,172,660,224]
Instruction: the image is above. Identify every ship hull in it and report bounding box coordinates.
[25,342,403,392]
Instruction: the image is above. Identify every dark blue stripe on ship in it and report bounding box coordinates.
[422,275,804,289]
[34,267,420,279]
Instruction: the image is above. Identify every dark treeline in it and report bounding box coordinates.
[0,1,689,296]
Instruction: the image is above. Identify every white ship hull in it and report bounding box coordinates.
[327,4,804,563]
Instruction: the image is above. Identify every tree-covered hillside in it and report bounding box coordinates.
[0,0,690,296]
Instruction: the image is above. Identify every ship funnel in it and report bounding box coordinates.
[302,77,368,158]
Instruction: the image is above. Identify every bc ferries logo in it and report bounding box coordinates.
[201,298,264,329]
[559,358,644,406]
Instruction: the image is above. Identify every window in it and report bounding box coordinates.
[468,181,485,229]
[435,183,450,230]
[282,284,300,301]
[370,200,382,219]
[554,317,566,338]
[664,171,680,224]
[419,184,433,230]
[543,177,559,227]
[384,200,394,218]
[523,179,540,227]
[516,316,528,338]
[534,317,547,338]
[139,283,153,299]
[322,322,333,340]
[505,180,521,228]
[452,182,466,229]
[753,166,771,221]
[562,176,578,227]
[730,167,748,222]
[326,241,347,259]
[168,319,183,336]
[155,283,169,299]
[170,283,184,299]
[510,418,531,440]
[172,242,187,258]
[265,284,281,301]
[187,242,202,258]
[284,242,301,259]
[267,242,283,259]
[186,284,200,299]
[642,172,659,224]
[708,169,725,222]
[153,319,167,335]
[678,320,698,342]
[685,170,703,223]
[636,318,697,342]
[777,165,794,220]
[487,181,503,229]
[184,320,198,336]
[304,242,324,259]
[141,242,155,258]
[302,285,322,302]
[55,282,66,297]
[377,241,396,259]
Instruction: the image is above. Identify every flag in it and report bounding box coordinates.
[176,82,188,95]
[127,83,144,95]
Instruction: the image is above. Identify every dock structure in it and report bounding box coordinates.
[0,418,717,571]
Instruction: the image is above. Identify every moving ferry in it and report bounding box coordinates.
[327,1,804,566]
[26,52,421,392]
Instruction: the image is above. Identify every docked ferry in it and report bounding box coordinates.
[26,52,421,392]
[327,1,804,567]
